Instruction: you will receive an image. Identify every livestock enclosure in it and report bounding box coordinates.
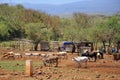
[0,47,120,80]
[40,42,50,51]
[62,42,75,53]
[77,42,94,53]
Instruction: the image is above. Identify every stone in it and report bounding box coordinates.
[96,74,101,78]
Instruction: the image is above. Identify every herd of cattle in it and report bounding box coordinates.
[1,49,110,68]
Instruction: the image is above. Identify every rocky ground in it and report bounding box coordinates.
[0,48,120,80]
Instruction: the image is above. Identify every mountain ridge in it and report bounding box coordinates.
[8,0,120,16]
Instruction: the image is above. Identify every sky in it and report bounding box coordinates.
[0,0,92,5]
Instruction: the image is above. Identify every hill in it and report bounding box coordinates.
[20,0,120,16]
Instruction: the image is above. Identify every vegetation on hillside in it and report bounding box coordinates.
[0,4,120,50]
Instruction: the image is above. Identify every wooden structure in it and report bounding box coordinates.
[0,39,33,51]
[62,42,75,53]
[77,42,93,53]
[51,41,60,52]
[26,60,33,76]
[40,42,50,51]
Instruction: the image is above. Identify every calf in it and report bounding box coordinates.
[72,56,88,68]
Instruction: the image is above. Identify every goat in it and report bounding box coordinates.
[97,52,101,59]
[57,51,68,59]
[42,56,58,67]
[32,53,40,56]
[25,53,31,58]
[40,54,46,57]
[14,53,22,58]
[32,53,40,58]
[8,51,14,54]
[40,53,53,58]
[72,56,88,68]
[25,53,31,56]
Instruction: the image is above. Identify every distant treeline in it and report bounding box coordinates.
[0,3,120,50]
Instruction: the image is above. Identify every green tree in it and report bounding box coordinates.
[106,15,120,45]
[25,22,50,50]
[0,17,9,41]
[73,13,92,28]
[60,18,78,41]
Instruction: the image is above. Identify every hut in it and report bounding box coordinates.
[77,42,93,53]
[62,42,75,53]
[40,42,50,51]
[51,41,60,52]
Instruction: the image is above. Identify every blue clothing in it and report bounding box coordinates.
[112,48,116,53]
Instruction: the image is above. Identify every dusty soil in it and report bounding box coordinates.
[0,48,120,80]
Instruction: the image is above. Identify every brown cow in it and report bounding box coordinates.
[43,56,58,67]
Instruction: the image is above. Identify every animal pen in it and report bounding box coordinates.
[77,42,94,53]
[62,42,75,53]
[0,39,33,51]
[40,42,50,51]
[51,41,60,52]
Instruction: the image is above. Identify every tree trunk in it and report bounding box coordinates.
[102,40,106,53]
[93,42,97,50]
[108,39,110,47]
[34,43,39,51]
[108,39,112,54]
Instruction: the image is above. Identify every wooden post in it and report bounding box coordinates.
[26,60,33,76]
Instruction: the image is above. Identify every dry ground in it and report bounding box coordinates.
[0,48,120,80]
